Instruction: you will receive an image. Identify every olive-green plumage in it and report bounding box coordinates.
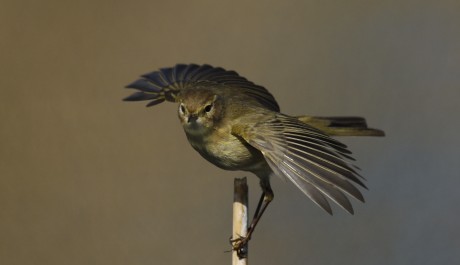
[124,64,384,254]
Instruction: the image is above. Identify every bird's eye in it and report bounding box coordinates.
[204,104,213,113]
[179,104,185,113]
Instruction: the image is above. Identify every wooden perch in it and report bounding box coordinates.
[232,177,248,265]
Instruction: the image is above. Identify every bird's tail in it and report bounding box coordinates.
[297,116,385,137]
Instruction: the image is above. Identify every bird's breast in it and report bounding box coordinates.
[184,126,265,172]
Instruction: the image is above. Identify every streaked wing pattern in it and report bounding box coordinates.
[124,64,280,111]
[240,114,366,214]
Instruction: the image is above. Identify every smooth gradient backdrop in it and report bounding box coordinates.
[1,0,459,264]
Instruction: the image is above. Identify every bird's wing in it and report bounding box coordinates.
[233,113,366,214]
[123,64,280,111]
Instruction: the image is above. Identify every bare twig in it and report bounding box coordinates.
[232,177,248,265]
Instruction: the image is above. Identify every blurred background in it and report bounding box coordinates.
[1,0,459,264]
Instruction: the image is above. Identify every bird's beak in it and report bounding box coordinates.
[187,115,198,124]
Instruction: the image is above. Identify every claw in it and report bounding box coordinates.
[230,236,249,259]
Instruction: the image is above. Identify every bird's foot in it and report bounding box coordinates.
[229,235,249,259]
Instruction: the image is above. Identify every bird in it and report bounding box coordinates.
[123,64,384,257]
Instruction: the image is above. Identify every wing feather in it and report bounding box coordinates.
[124,64,279,111]
[236,113,366,214]
[270,156,333,214]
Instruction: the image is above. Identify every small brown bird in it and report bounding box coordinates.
[124,64,384,256]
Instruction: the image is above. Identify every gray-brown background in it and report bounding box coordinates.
[1,0,459,264]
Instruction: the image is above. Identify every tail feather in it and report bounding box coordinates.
[298,116,385,137]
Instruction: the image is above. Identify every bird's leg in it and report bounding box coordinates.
[246,192,272,240]
[252,192,266,225]
[231,186,273,258]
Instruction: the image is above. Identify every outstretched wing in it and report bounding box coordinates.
[234,113,366,214]
[123,64,280,111]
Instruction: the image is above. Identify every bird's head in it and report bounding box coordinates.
[177,88,224,135]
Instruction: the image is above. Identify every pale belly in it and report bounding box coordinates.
[185,130,266,172]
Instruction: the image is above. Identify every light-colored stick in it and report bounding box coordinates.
[232,177,248,265]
